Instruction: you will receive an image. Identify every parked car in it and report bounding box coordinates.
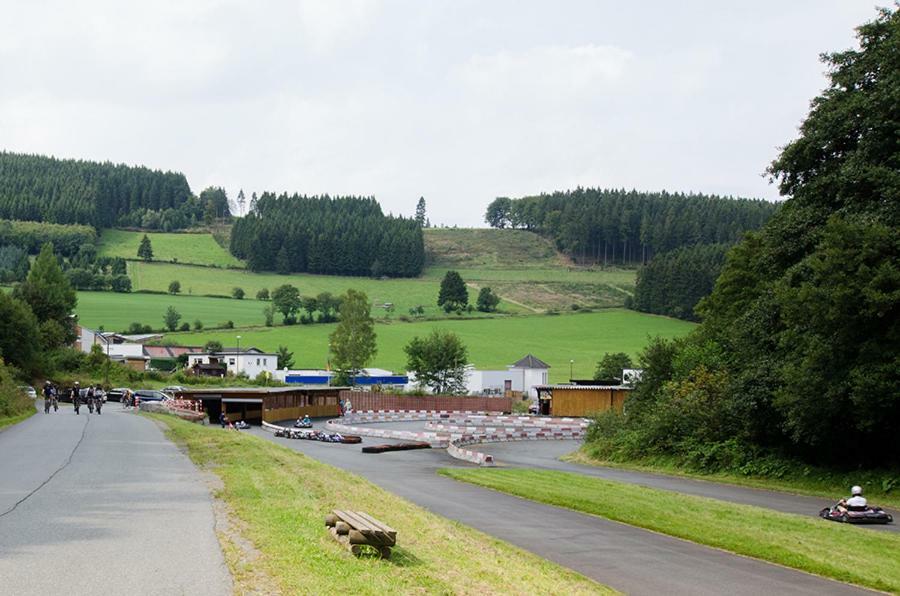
[106,388,131,402]
[18,385,37,399]
[161,385,187,397]
[134,389,170,402]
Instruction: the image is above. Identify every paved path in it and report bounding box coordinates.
[474,440,899,532]
[253,423,873,595]
[0,405,231,596]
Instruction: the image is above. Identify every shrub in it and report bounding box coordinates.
[193,320,203,330]
[232,287,245,300]
[178,322,190,332]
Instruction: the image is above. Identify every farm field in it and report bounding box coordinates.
[160,309,695,381]
[99,227,637,312]
[75,291,268,331]
[127,261,516,318]
[98,229,243,268]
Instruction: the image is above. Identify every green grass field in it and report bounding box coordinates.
[98,229,243,268]
[75,291,268,332]
[154,414,610,595]
[127,261,515,318]
[440,468,900,593]
[102,227,637,312]
[159,309,694,379]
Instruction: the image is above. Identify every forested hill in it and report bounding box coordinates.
[485,189,778,265]
[0,152,193,227]
[230,193,425,277]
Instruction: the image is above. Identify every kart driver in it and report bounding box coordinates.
[838,485,868,511]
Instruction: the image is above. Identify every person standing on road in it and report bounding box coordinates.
[42,381,53,414]
[72,382,81,415]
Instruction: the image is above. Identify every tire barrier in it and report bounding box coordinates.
[264,412,588,467]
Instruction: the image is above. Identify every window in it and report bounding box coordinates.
[263,358,267,366]
[229,358,235,366]
[256,358,260,366]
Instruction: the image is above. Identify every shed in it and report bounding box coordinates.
[173,386,347,425]
[534,384,632,417]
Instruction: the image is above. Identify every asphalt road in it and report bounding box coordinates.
[473,440,900,532]
[255,421,873,595]
[0,404,231,596]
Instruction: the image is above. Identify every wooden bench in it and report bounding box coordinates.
[325,510,397,559]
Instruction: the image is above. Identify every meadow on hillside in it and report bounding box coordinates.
[98,229,243,268]
[159,309,695,381]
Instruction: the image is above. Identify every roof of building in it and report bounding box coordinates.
[534,384,632,391]
[175,386,348,395]
[189,348,277,357]
[511,354,551,369]
[143,345,205,359]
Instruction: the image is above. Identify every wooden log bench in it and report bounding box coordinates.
[325,510,397,559]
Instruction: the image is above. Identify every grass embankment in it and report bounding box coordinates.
[115,227,636,313]
[152,415,611,595]
[0,408,35,430]
[127,261,508,318]
[566,450,900,511]
[440,468,900,593]
[162,309,695,380]
[98,229,244,268]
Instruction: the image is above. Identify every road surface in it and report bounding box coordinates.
[254,421,873,595]
[0,405,231,596]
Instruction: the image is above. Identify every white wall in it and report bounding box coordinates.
[187,353,277,378]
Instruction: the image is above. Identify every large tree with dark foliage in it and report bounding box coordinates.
[13,243,77,349]
[437,270,468,312]
[230,194,424,277]
[631,244,729,321]
[0,152,194,228]
[592,8,900,469]
[484,189,777,265]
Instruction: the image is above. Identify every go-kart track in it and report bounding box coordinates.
[255,412,894,596]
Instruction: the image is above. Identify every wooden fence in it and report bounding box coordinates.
[339,391,512,414]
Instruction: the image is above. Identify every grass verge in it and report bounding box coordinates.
[565,450,900,511]
[439,468,900,593]
[150,414,612,595]
[0,408,35,431]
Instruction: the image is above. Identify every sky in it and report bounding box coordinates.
[0,1,880,226]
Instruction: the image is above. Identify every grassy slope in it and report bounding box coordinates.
[424,228,636,311]
[98,229,243,268]
[565,450,900,511]
[440,469,900,594]
[75,291,269,331]
[0,408,35,430]
[153,414,610,595]
[161,309,695,380]
[127,261,517,318]
[102,227,635,312]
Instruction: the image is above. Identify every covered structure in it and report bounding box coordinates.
[534,384,632,417]
[172,386,346,425]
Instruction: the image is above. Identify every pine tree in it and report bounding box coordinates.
[137,234,153,261]
[237,189,246,217]
[415,197,426,227]
[437,270,468,312]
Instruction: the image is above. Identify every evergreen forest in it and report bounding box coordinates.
[230,193,425,277]
[485,189,778,265]
[0,152,196,228]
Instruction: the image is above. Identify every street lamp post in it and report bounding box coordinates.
[236,335,241,377]
[569,359,574,382]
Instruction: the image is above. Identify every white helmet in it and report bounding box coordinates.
[851,485,863,496]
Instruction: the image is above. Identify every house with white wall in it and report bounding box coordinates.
[186,348,278,379]
[464,354,550,397]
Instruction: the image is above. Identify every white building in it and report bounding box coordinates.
[464,354,551,398]
[187,348,278,379]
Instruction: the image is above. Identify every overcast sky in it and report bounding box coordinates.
[0,1,879,226]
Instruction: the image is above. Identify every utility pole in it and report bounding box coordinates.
[236,335,241,377]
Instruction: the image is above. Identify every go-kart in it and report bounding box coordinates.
[234,420,250,430]
[819,504,893,525]
[293,419,313,428]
